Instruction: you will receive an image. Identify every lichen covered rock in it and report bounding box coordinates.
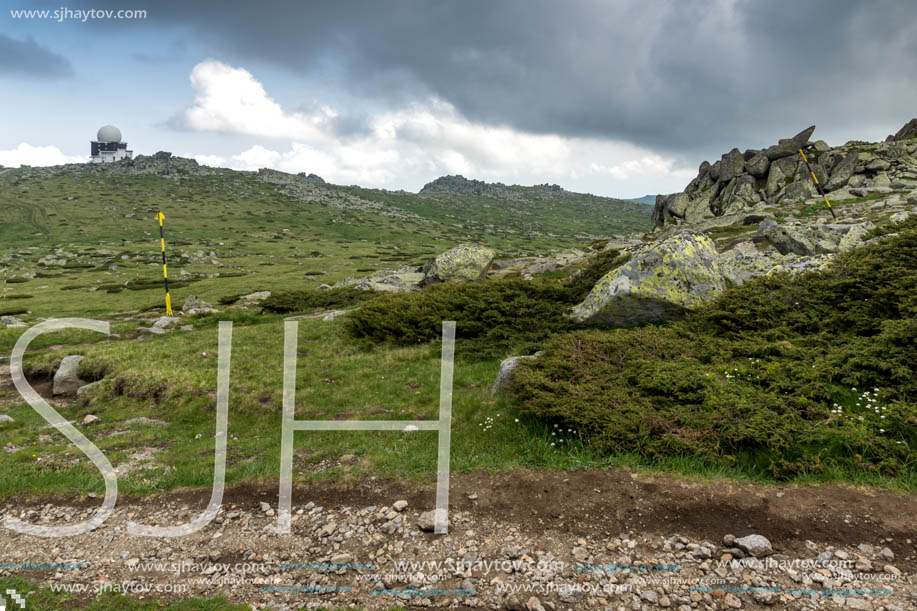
[422,244,495,285]
[571,230,726,326]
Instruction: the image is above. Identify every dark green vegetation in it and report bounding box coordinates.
[508,220,917,481]
[261,287,377,314]
[343,249,628,360]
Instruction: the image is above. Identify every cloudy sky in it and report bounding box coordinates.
[1,0,915,198]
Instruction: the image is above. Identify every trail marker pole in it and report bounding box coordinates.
[798,148,837,221]
[155,211,173,316]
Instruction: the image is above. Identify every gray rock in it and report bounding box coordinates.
[887,117,917,141]
[181,295,215,314]
[762,222,871,256]
[421,244,495,285]
[825,151,859,191]
[764,125,816,160]
[0,315,27,329]
[745,152,770,178]
[76,381,102,397]
[571,230,726,327]
[152,316,179,330]
[123,417,168,427]
[53,355,88,396]
[718,148,746,183]
[0,414,14,424]
[82,414,100,425]
[492,354,540,394]
[735,534,773,557]
[417,509,449,532]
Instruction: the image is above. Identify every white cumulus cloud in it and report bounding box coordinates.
[0,143,85,167]
[178,60,695,194]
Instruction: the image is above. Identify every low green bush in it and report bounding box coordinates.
[343,249,629,360]
[261,287,376,314]
[344,278,580,360]
[507,226,917,480]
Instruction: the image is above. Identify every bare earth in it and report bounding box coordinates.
[0,471,914,611]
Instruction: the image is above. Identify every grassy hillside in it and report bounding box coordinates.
[0,161,650,320]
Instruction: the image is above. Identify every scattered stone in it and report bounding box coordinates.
[82,414,100,425]
[393,500,409,512]
[734,534,773,557]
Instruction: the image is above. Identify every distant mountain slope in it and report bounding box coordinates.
[347,174,653,240]
[623,194,665,206]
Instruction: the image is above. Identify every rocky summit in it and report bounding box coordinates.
[652,122,917,226]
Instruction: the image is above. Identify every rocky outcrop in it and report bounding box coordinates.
[759,220,873,256]
[718,242,834,286]
[420,175,565,199]
[335,244,495,293]
[0,315,26,329]
[336,267,427,293]
[571,230,726,326]
[489,248,588,279]
[652,119,917,228]
[182,295,217,315]
[422,244,495,285]
[887,118,917,142]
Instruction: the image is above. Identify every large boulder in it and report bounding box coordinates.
[825,151,859,191]
[422,244,495,285]
[570,230,727,327]
[53,355,88,396]
[763,125,816,160]
[745,152,770,178]
[718,148,746,183]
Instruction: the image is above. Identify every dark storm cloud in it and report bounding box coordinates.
[54,0,917,156]
[0,34,72,78]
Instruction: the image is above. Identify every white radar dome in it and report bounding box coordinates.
[96,125,122,143]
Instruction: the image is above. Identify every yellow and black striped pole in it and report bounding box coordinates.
[155,211,173,315]
[798,148,837,221]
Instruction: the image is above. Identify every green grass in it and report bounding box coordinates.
[0,576,248,610]
[0,312,618,499]
[0,163,914,506]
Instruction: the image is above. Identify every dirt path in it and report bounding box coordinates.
[1,472,914,610]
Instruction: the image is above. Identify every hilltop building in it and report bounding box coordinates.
[90,125,132,163]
